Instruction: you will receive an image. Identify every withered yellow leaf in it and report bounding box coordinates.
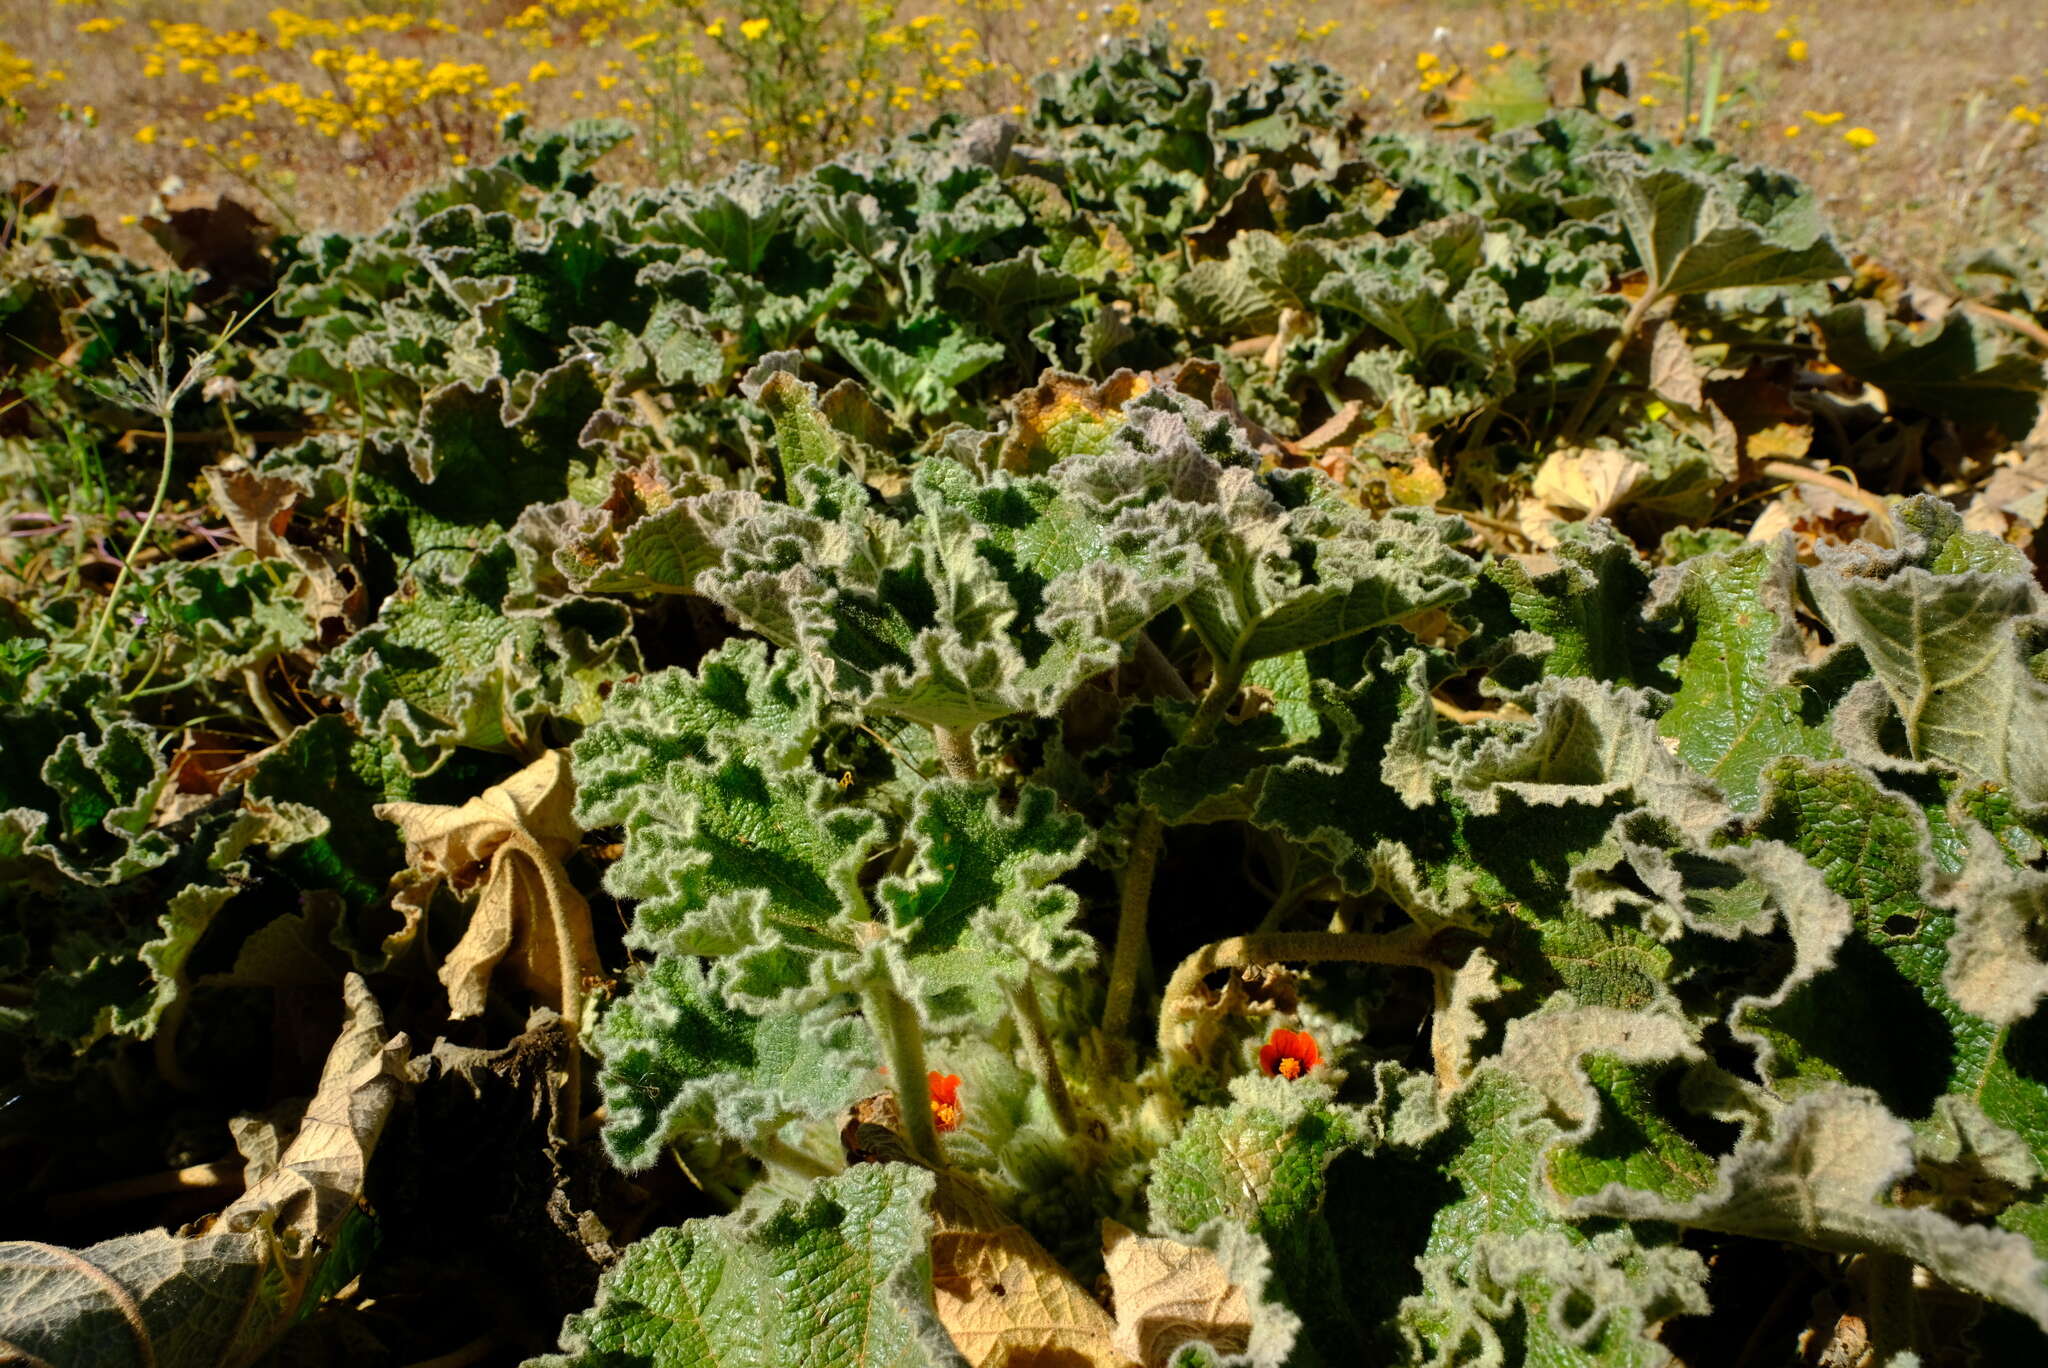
[998,370,1151,474]
[931,1170,1125,1367]
[375,750,598,1032]
[1101,1221,1253,1367]
[1530,446,1647,522]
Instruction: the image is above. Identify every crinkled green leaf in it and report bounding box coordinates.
[820,316,1006,422]
[1818,300,2046,440]
[1651,539,1841,809]
[1074,393,1475,672]
[314,542,640,768]
[554,476,759,598]
[534,1163,955,1368]
[0,709,173,888]
[574,639,823,816]
[592,954,875,1169]
[1591,153,1849,300]
[597,745,884,1009]
[148,555,320,675]
[876,780,1094,1026]
[1483,522,1677,689]
[1572,1085,2048,1329]
[1397,1072,1709,1368]
[1805,536,2048,805]
[1739,757,2048,1278]
[1150,1081,1367,1362]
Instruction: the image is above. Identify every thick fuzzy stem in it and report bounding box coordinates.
[1156,927,1439,1062]
[1559,287,1658,443]
[1006,979,1078,1135]
[1132,631,1195,703]
[864,975,943,1165]
[520,833,598,1146]
[1101,809,1163,1065]
[1102,657,1246,1063]
[749,1131,837,1180]
[932,724,979,782]
[243,663,294,741]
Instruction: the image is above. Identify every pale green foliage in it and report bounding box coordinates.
[9,33,2048,1368]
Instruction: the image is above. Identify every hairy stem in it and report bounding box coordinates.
[864,974,943,1165]
[1006,978,1078,1135]
[397,1333,497,1368]
[1132,630,1195,703]
[1156,926,1439,1062]
[1102,657,1247,1061]
[86,406,177,671]
[44,1158,242,1221]
[522,834,599,1146]
[242,662,294,741]
[1559,287,1658,443]
[749,1131,837,1180]
[932,723,979,782]
[1101,809,1163,1065]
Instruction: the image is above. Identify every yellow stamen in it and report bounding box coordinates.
[1278,1056,1303,1080]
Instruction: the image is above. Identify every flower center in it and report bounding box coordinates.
[932,1101,962,1132]
[1278,1056,1303,1080]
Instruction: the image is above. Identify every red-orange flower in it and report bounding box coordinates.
[928,1072,963,1132]
[1258,1028,1320,1081]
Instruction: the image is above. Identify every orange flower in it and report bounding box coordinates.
[928,1072,963,1132]
[1258,1028,1320,1081]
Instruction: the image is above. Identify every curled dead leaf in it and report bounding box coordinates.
[0,976,407,1366]
[1517,446,1649,548]
[1647,318,1705,411]
[931,1170,1123,1367]
[1531,446,1646,521]
[375,751,598,1033]
[204,463,364,645]
[1101,1221,1252,1367]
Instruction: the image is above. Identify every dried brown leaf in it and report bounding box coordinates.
[376,750,598,1029]
[1648,319,1705,411]
[1531,446,1647,521]
[931,1171,1124,1368]
[0,976,408,1366]
[1101,1221,1252,1367]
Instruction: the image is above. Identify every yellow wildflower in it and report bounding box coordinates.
[739,18,771,40]
[1787,39,1808,61]
[135,123,159,145]
[1842,126,1877,148]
